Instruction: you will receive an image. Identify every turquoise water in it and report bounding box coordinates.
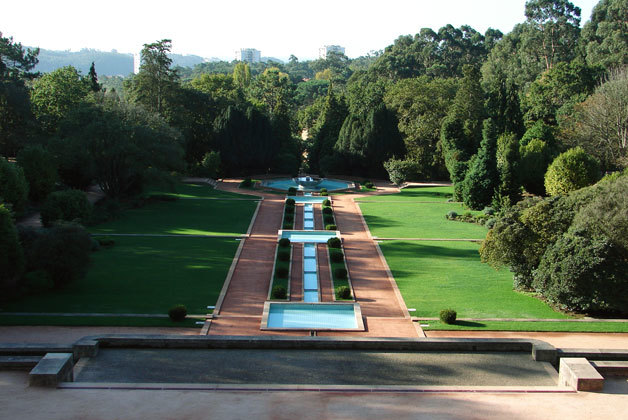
[287,196,329,204]
[266,303,358,329]
[263,178,353,192]
[280,230,339,243]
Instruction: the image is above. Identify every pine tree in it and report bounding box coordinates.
[88,62,101,92]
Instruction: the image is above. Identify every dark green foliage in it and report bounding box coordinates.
[0,204,23,291]
[327,237,341,248]
[168,304,187,321]
[88,62,101,92]
[322,206,333,215]
[89,198,121,225]
[320,191,328,196]
[308,88,349,173]
[326,224,337,231]
[335,104,405,177]
[519,138,554,195]
[439,309,457,324]
[278,238,291,248]
[48,136,95,190]
[288,187,297,195]
[544,147,600,196]
[27,223,92,288]
[200,151,221,178]
[336,285,351,300]
[581,0,628,70]
[17,145,57,202]
[278,250,290,262]
[0,157,28,215]
[493,132,521,208]
[462,119,499,210]
[239,178,253,188]
[520,120,556,148]
[383,158,421,185]
[319,188,328,194]
[334,267,347,279]
[41,189,92,227]
[275,266,289,279]
[446,211,458,220]
[323,215,334,225]
[322,199,331,206]
[96,236,115,247]
[285,198,295,206]
[283,214,294,223]
[362,181,374,189]
[271,285,287,299]
[533,229,627,313]
[330,249,344,263]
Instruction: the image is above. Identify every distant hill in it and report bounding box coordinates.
[32,48,207,76]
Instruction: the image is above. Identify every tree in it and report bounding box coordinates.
[0,156,28,215]
[523,0,582,70]
[233,62,251,89]
[582,0,628,69]
[30,66,90,133]
[494,132,522,208]
[0,31,39,81]
[40,189,92,227]
[0,204,23,292]
[308,87,348,173]
[461,119,499,209]
[249,67,292,117]
[519,122,557,195]
[16,145,57,202]
[88,62,101,92]
[125,39,179,116]
[544,147,600,195]
[384,157,421,185]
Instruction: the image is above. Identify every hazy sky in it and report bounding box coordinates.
[2,0,601,61]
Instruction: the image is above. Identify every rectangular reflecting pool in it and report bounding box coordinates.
[287,196,331,204]
[262,302,364,330]
[279,230,340,243]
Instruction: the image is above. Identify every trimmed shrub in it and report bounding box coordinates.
[446,211,458,220]
[278,238,291,248]
[168,305,187,321]
[363,180,374,189]
[545,147,600,196]
[271,285,287,299]
[239,178,253,188]
[285,204,295,214]
[483,207,495,216]
[275,266,289,278]
[89,198,121,225]
[327,237,341,248]
[322,206,333,215]
[0,157,29,216]
[200,150,220,178]
[0,204,24,291]
[325,224,337,231]
[288,187,297,195]
[41,189,92,227]
[330,249,344,263]
[320,191,328,196]
[336,285,351,299]
[319,188,328,194]
[282,222,293,229]
[17,145,57,203]
[284,214,294,223]
[439,309,457,324]
[285,198,295,206]
[97,236,115,247]
[334,267,348,279]
[486,218,497,229]
[322,199,331,206]
[278,250,290,262]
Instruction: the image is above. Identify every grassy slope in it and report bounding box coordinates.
[358,186,454,202]
[145,182,258,200]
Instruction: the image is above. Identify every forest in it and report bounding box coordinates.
[1,0,627,315]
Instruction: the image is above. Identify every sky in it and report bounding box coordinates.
[1,0,601,61]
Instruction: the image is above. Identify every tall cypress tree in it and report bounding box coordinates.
[88,62,101,92]
[462,118,499,210]
[308,85,348,173]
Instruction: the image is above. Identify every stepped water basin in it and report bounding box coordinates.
[287,196,331,204]
[262,178,354,192]
[262,302,364,330]
[279,230,340,243]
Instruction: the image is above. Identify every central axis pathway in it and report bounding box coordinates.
[207,180,419,337]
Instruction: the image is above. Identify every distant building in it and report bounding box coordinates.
[133,52,141,74]
[318,45,345,59]
[235,48,261,63]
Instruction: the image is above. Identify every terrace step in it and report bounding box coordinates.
[558,358,604,391]
[559,348,628,361]
[0,355,42,369]
[0,344,73,356]
[590,361,628,376]
[29,353,74,387]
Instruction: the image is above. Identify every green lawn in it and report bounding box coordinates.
[0,236,239,322]
[380,240,567,319]
[358,186,454,202]
[145,182,258,200]
[90,198,257,236]
[420,320,628,333]
[360,202,485,239]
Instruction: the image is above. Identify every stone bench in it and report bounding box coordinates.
[559,357,604,391]
[29,353,74,387]
[591,361,628,377]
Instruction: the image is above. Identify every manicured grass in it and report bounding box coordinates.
[360,202,485,239]
[358,186,454,202]
[0,315,200,328]
[145,182,258,200]
[0,236,239,324]
[90,198,257,236]
[421,320,628,333]
[380,240,568,320]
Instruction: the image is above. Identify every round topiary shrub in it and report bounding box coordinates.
[323,199,331,206]
[275,266,289,278]
[364,181,374,189]
[334,267,348,279]
[482,207,495,216]
[278,238,291,248]
[439,309,457,324]
[327,237,341,248]
[285,204,295,213]
[239,178,253,188]
[271,285,287,299]
[285,198,295,206]
[168,305,187,321]
[485,218,497,229]
[336,285,351,299]
[320,192,328,196]
[288,187,297,195]
[41,189,92,227]
[325,224,337,231]
[319,188,328,194]
[284,214,294,223]
[330,249,344,263]
[544,147,600,196]
[278,250,290,262]
[322,206,333,215]
[446,211,458,220]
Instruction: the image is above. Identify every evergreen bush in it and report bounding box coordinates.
[271,285,287,299]
[168,305,187,321]
[336,285,351,299]
[439,309,457,324]
[41,189,92,227]
[327,237,341,248]
[278,238,291,248]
